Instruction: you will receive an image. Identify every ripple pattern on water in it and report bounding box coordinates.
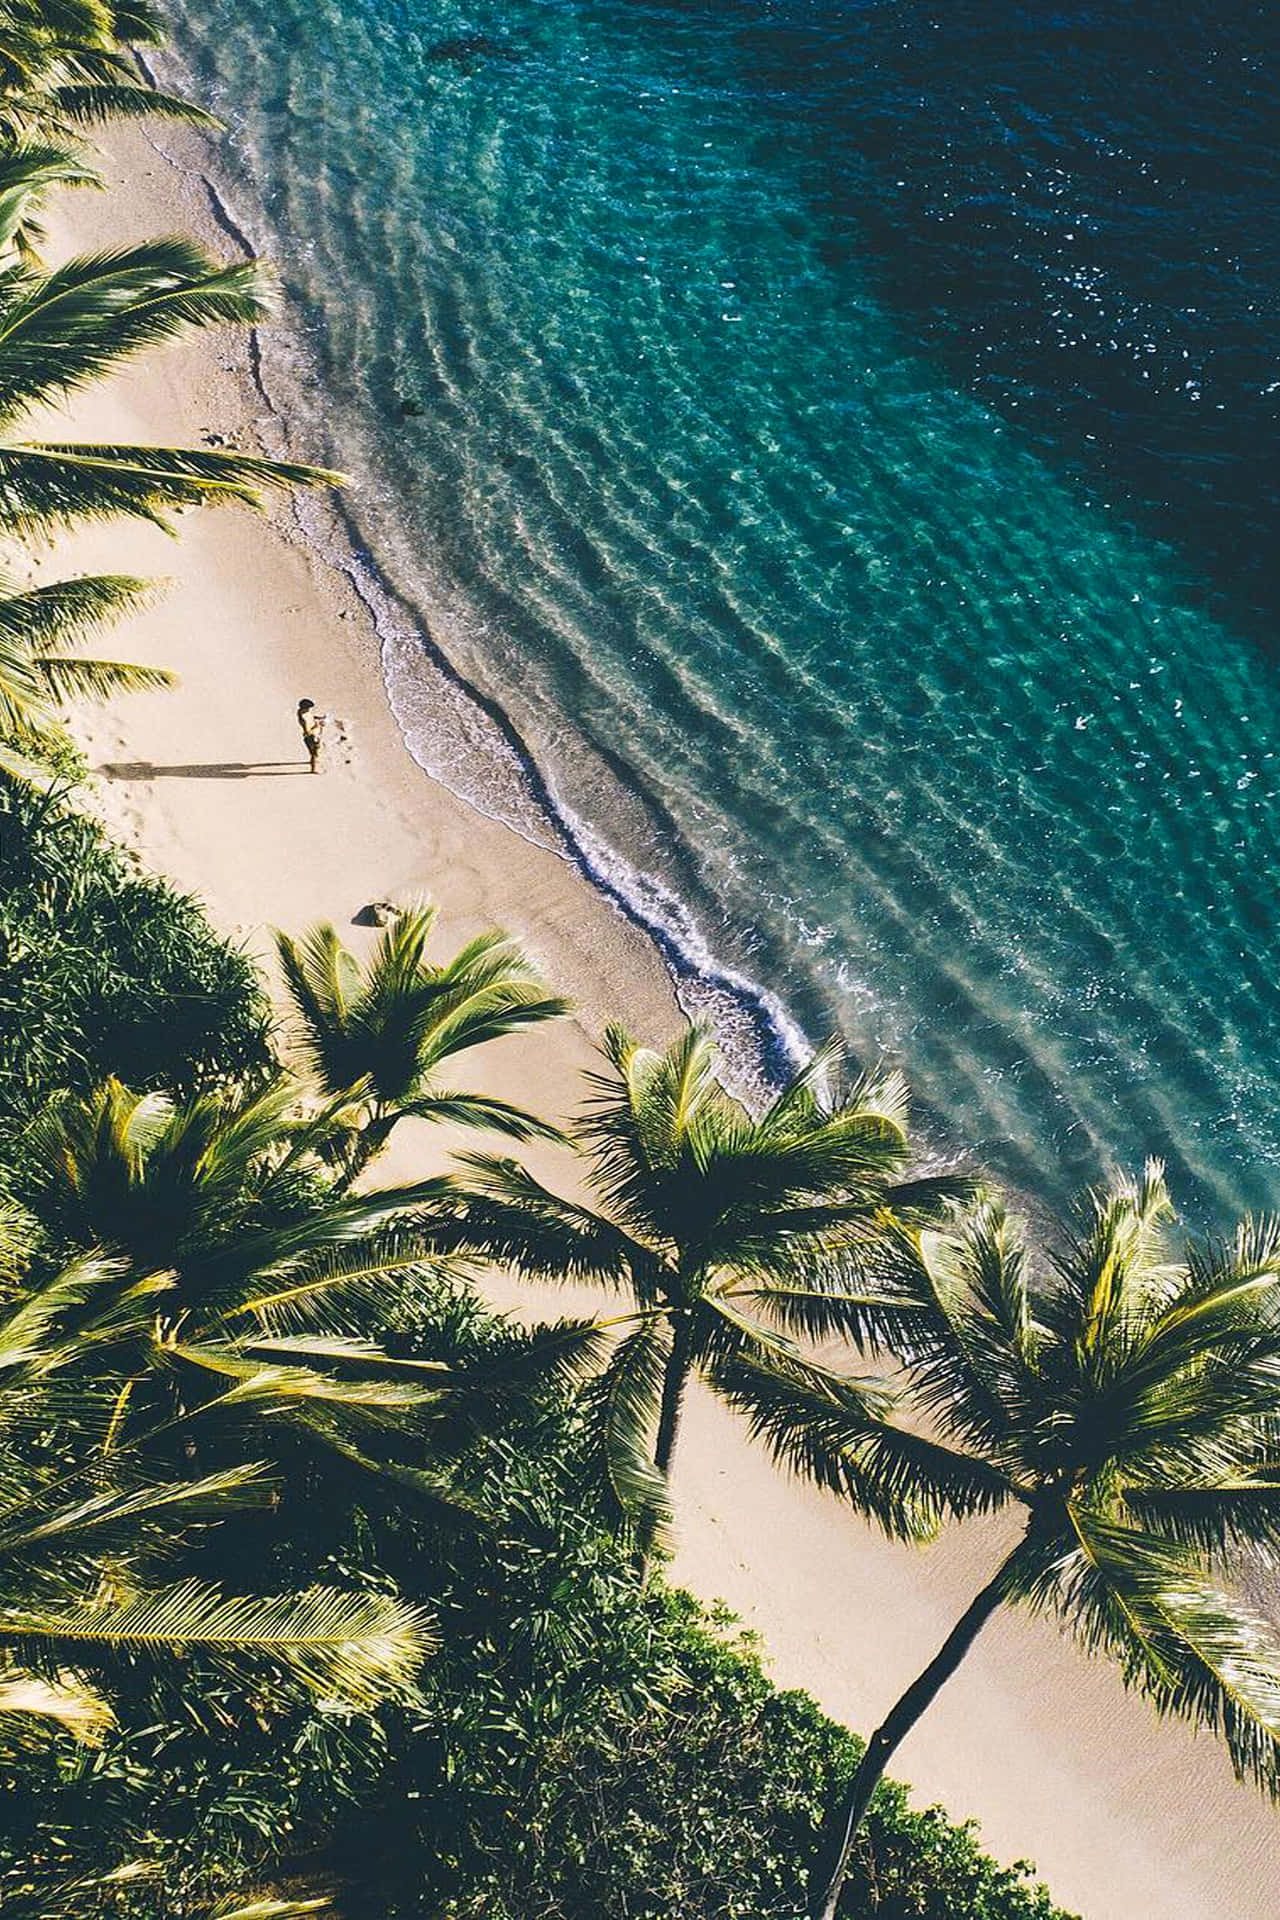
[169,0,1280,1223]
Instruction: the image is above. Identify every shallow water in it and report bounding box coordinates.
[169,0,1280,1225]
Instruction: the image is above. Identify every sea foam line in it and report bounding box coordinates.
[135,44,814,1107]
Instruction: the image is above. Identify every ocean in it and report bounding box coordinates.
[165,0,1280,1225]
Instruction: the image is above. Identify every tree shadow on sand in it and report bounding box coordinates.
[100,760,308,780]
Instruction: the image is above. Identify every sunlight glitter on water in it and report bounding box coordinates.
[170,0,1280,1226]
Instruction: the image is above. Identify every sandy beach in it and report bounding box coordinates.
[44,121,1279,1920]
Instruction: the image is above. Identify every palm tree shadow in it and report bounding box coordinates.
[100,760,307,780]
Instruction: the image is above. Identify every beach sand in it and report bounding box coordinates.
[42,121,1278,1920]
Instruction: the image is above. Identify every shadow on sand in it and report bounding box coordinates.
[100,760,308,780]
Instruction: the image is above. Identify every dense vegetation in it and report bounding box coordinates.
[0,775,269,1143]
[0,5,1276,1918]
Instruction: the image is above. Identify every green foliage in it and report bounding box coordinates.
[0,1319,1074,1920]
[293,1385,1076,1920]
[428,1026,972,1554]
[0,774,270,1142]
[0,1248,430,1783]
[0,12,1204,1919]
[0,0,218,146]
[0,1691,391,1914]
[275,907,568,1180]
[719,1175,1280,1916]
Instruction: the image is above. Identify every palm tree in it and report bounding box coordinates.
[711,1164,1280,1920]
[274,907,569,1183]
[424,1025,971,1568]
[0,236,336,539]
[0,1248,430,1749]
[0,0,216,144]
[23,1074,601,1476]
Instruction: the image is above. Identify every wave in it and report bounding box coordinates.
[147,0,1280,1230]
[138,49,815,1108]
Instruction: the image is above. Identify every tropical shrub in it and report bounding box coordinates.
[287,1352,1077,1920]
[0,774,270,1140]
[0,1279,1075,1920]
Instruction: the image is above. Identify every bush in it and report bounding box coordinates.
[0,775,270,1144]
[0,1294,1075,1920]
[349,1478,1076,1920]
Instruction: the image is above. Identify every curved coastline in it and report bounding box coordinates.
[130,41,1184,1226]
[125,1,1280,1241]
[48,61,1280,1920]
[135,48,813,1105]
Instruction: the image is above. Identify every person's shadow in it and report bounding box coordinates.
[100,760,307,780]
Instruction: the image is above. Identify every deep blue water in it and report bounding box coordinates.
[170,0,1280,1224]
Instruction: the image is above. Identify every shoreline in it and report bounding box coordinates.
[132,47,815,1107]
[122,44,1069,1214]
[43,110,1280,1920]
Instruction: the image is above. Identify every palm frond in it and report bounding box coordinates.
[34,652,173,700]
[0,570,151,646]
[1046,1160,1176,1372]
[0,1461,272,1562]
[225,1217,456,1333]
[0,242,275,416]
[159,1337,440,1415]
[0,1577,432,1707]
[211,1897,335,1919]
[0,140,100,256]
[0,441,341,534]
[720,1278,931,1350]
[1055,1505,1280,1798]
[42,81,216,127]
[432,1153,656,1292]
[0,1663,112,1744]
[708,1348,1019,1540]
[1122,1472,1280,1558]
[0,1250,137,1371]
[579,1316,672,1543]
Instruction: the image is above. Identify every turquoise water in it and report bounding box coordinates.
[168,0,1280,1223]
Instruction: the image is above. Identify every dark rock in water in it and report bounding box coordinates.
[426,33,519,68]
[397,394,426,418]
[354,900,403,929]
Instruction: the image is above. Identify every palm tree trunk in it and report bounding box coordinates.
[807,1554,1013,1920]
[654,1323,692,1477]
[636,1317,693,1579]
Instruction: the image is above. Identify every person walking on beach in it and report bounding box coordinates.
[297,697,327,773]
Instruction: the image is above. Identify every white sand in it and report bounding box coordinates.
[38,123,1279,1920]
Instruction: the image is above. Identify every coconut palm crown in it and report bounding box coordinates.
[0,1242,430,1750]
[426,1025,972,1564]
[22,1074,601,1486]
[712,1164,1280,1919]
[275,906,569,1181]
